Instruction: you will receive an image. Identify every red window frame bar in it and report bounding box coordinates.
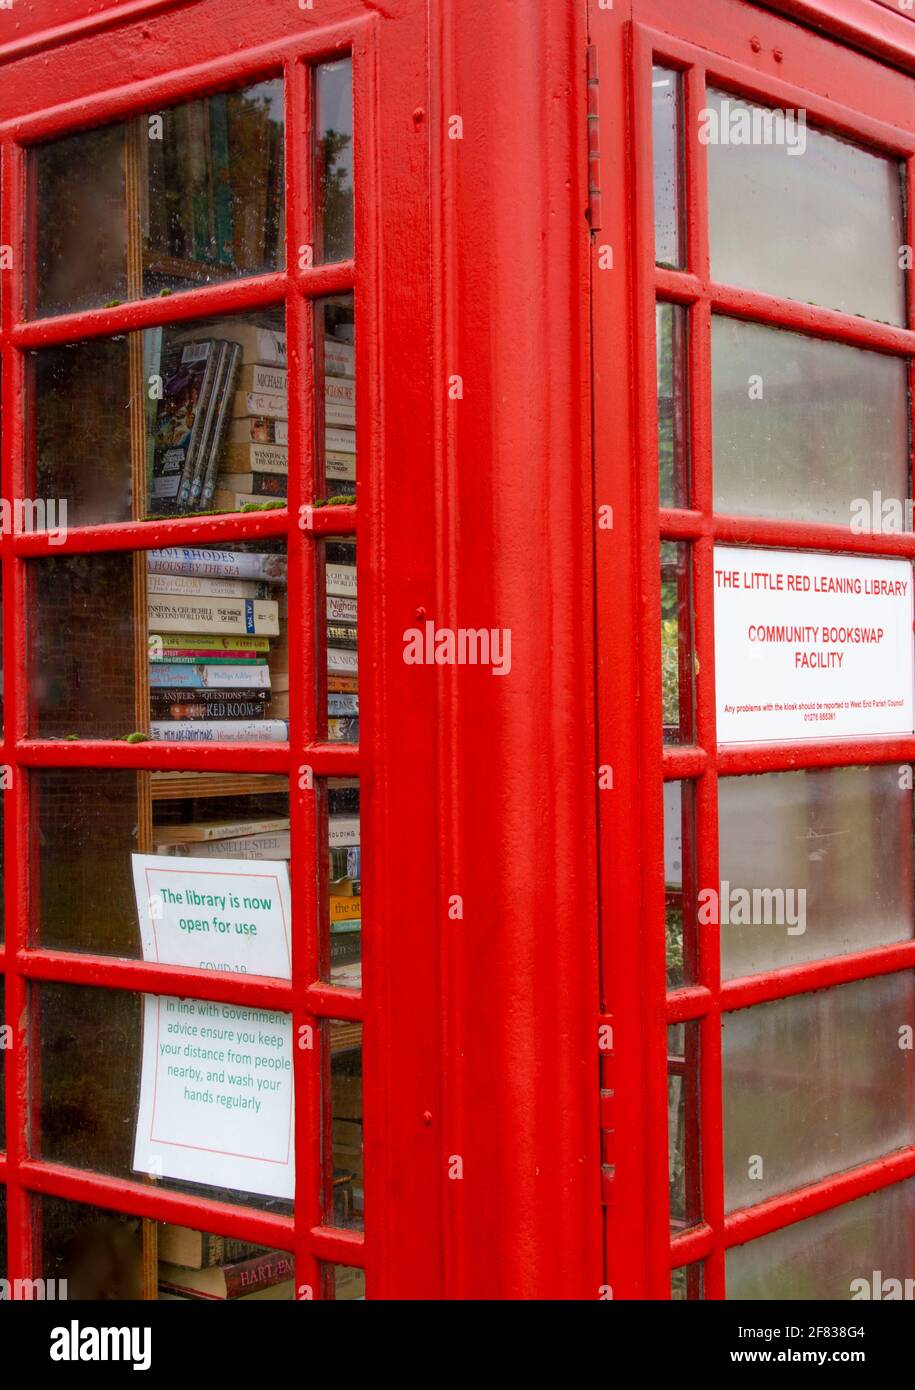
[0,16,376,1298]
[594,0,915,1301]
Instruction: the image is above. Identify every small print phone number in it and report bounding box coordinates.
[803,712,836,723]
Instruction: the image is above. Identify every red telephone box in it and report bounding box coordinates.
[0,0,914,1304]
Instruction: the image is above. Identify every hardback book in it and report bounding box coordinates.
[237,362,287,395]
[325,377,355,427]
[219,441,288,474]
[149,340,221,512]
[327,623,357,649]
[328,814,361,848]
[152,817,290,844]
[326,449,356,484]
[175,320,286,367]
[158,1250,293,1301]
[148,548,287,585]
[327,594,357,623]
[147,572,271,599]
[151,720,289,743]
[151,695,270,721]
[327,647,358,674]
[326,562,357,598]
[149,663,272,689]
[227,415,288,446]
[326,426,356,455]
[159,1280,295,1302]
[232,390,287,421]
[325,338,355,378]
[215,472,287,497]
[156,1224,264,1271]
[147,596,280,636]
[156,830,291,860]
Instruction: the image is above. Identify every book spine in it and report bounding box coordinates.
[147,574,269,599]
[153,700,269,721]
[148,631,271,653]
[147,597,280,636]
[148,548,288,585]
[151,720,289,743]
[326,426,356,454]
[326,595,358,622]
[229,416,289,446]
[232,390,288,421]
[239,363,288,395]
[198,341,243,508]
[221,441,289,474]
[178,341,226,507]
[328,815,360,847]
[149,663,272,689]
[326,563,357,598]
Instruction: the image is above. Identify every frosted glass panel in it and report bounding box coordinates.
[653,67,682,268]
[711,318,908,526]
[727,1178,915,1300]
[707,90,905,325]
[723,973,915,1212]
[719,766,913,979]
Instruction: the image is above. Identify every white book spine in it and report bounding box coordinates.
[151,720,289,743]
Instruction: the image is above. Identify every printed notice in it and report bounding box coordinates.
[131,855,294,1199]
[714,547,915,744]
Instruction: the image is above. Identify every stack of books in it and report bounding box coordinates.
[155,1223,293,1301]
[148,546,289,742]
[153,813,290,862]
[147,318,287,517]
[328,779,361,988]
[326,541,358,742]
[324,321,356,490]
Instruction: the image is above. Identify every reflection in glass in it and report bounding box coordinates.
[661,542,694,745]
[722,972,915,1212]
[707,89,905,325]
[664,780,696,987]
[657,302,688,508]
[727,1178,915,1300]
[652,67,682,268]
[323,779,361,990]
[318,296,356,497]
[327,1020,363,1231]
[711,317,908,527]
[316,59,354,263]
[33,81,285,316]
[668,1022,701,1233]
[719,765,914,979]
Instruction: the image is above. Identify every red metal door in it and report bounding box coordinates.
[593,0,915,1300]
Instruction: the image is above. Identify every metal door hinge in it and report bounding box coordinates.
[587,44,602,232]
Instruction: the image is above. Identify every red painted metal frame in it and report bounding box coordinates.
[0,2,383,1300]
[595,0,915,1299]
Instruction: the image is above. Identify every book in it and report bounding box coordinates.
[327,594,357,623]
[215,472,287,497]
[148,632,271,652]
[327,647,358,674]
[326,426,356,455]
[148,548,287,585]
[327,623,357,649]
[328,673,359,693]
[329,716,359,741]
[158,1250,293,1300]
[328,814,360,848]
[326,449,356,483]
[238,363,287,395]
[149,663,272,689]
[220,441,288,473]
[150,651,268,666]
[147,596,280,636]
[156,1224,264,1271]
[326,562,357,598]
[177,340,228,508]
[175,320,286,366]
[325,377,355,426]
[152,817,290,844]
[196,340,243,508]
[325,338,355,378]
[147,572,271,599]
[156,831,291,860]
[227,416,289,446]
[151,720,289,742]
[159,1279,295,1302]
[328,693,359,716]
[152,696,270,721]
[149,340,221,512]
[330,896,361,926]
[232,390,287,421]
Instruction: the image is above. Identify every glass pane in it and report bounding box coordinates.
[36,982,294,1212]
[671,1263,703,1300]
[32,768,289,957]
[706,89,905,325]
[31,309,287,528]
[318,295,356,498]
[661,541,694,744]
[652,67,682,268]
[668,1022,701,1233]
[32,80,285,315]
[727,1178,915,1300]
[316,59,354,263]
[657,302,688,508]
[719,765,914,980]
[711,317,909,527]
[327,1263,366,1300]
[29,541,288,740]
[321,538,358,743]
[722,972,915,1213]
[322,778,361,989]
[327,1020,363,1231]
[41,1196,142,1301]
[664,780,696,988]
[156,1223,293,1300]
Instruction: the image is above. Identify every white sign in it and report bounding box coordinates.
[714,547,914,744]
[131,855,295,1199]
